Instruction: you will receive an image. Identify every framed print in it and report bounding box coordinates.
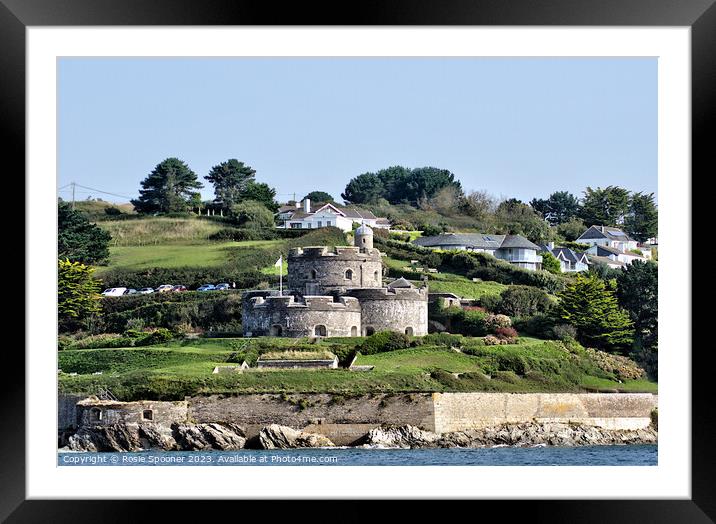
[4,0,713,521]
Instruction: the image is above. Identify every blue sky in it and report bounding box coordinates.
[58,57,657,205]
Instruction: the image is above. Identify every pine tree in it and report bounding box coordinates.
[553,273,634,351]
[58,259,102,331]
[132,158,203,214]
[205,159,256,209]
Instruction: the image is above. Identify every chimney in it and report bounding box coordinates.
[303,198,311,213]
[547,242,554,250]
[295,201,300,209]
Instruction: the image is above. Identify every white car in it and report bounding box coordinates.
[101,287,127,297]
[138,287,154,294]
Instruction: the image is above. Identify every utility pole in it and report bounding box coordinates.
[71,182,76,211]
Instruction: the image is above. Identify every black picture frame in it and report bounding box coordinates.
[4,0,711,521]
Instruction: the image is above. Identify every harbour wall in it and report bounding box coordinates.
[60,392,658,446]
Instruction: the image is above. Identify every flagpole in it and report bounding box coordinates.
[279,256,283,296]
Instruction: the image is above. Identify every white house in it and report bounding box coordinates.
[576,225,639,252]
[540,243,589,273]
[277,199,390,233]
[413,233,543,271]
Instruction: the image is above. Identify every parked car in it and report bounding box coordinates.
[197,284,215,292]
[101,287,127,297]
[138,287,154,294]
[172,285,187,292]
[215,283,230,291]
[156,284,174,293]
[123,288,138,295]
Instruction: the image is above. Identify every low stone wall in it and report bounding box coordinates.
[431,393,658,433]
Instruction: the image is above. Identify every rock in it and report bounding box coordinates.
[172,423,246,451]
[67,424,143,452]
[361,425,440,449]
[258,424,335,449]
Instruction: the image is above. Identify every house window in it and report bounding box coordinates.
[327,220,332,226]
[142,409,153,421]
[290,223,301,229]
[345,269,353,280]
[317,221,322,227]
[315,325,327,337]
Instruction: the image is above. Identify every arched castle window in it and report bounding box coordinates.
[374,270,379,281]
[270,325,283,336]
[315,325,327,337]
[405,327,414,336]
[345,269,353,280]
[365,326,375,336]
[142,409,153,421]
[310,269,317,279]
[351,326,358,337]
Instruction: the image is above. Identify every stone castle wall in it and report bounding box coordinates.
[242,295,362,338]
[346,287,429,336]
[288,246,383,295]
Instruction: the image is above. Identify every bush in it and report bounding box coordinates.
[483,335,503,346]
[552,323,578,341]
[495,285,552,317]
[492,370,521,383]
[421,333,465,348]
[208,228,277,241]
[494,326,518,341]
[512,313,556,339]
[359,331,412,355]
[484,313,512,331]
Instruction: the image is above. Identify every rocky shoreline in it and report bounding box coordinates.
[62,421,657,452]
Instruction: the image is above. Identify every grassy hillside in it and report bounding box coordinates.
[58,336,657,400]
[98,217,225,246]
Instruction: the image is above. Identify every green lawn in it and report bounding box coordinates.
[58,336,657,400]
[95,240,283,275]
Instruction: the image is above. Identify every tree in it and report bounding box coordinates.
[616,260,658,347]
[341,172,385,204]
[230,200,275,229]
[579,186,630,227]
[495,198,554,244]
[460,190,496,221]
[132,158,203,214]
[553,273,634,351]
[58,259,102,332]
[530,191,581,225]
[624,192,658,242]
[541,251,562,274]
[556,217,587,241]
[496,285,552,317]
[205,159,256,209]
[58,202,112,264]
[241,181,279,212]
[303,191,334,203]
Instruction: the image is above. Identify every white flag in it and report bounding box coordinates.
[274,256,283,268]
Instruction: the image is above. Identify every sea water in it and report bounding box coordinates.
[58,445,657,466]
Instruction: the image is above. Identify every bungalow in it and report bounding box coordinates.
[576,225,639,252]
[277,199,390,232]
[413,233,543,271]
[540,243,589,273]
[587,254,627,270]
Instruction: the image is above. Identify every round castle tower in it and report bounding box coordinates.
[242,223,428,338]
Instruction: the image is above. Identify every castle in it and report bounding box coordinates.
[242,225,428,338]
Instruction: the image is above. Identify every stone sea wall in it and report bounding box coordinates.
[60,392,657,447]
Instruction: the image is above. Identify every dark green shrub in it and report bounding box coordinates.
[421,333,465,347]
[359,331,412,355]
[495,354,528,375]
[512,313,556,338]
[496,285,552,317]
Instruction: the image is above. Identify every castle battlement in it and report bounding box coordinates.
[345,286,428,302]
[289,245,380,260]
[248,294,361,312]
